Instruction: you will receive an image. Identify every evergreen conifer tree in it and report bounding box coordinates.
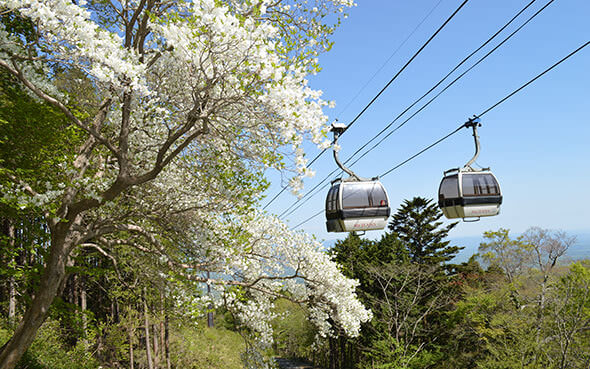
[389,197,462,265]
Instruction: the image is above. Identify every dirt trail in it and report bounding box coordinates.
[274,357,320,369]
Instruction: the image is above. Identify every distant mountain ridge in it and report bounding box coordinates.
[321,231,590,264]
[451,231,590,263]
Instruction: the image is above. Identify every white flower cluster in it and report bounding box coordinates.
[229,297,276,346]
[2,0,367,352]
[0,182,65,210]
[0,23,64,100]
[146,0,333,186]
[3,0,146,93]
[2,0,344,196]
[205,211,372,345]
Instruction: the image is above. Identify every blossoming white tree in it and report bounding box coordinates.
[0,0,371,367]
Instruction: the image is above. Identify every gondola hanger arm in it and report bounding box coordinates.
[463,115,482,171]
[329,122,361,181]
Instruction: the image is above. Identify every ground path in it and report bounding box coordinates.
[274,357,321,369]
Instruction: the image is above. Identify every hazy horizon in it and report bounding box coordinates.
[322,229,590,264]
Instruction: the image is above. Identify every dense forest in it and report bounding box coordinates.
[2,195,589,368]
[0,0,372,367]
[1,0,589,368]
[320,198,590,369]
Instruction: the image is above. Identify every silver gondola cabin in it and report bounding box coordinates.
[438,117,502,220]
[326,178,390,232]
[325,122,391,233]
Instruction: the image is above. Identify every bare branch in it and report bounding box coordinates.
[0,59,120,156]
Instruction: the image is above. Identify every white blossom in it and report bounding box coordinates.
[1,0,367,355]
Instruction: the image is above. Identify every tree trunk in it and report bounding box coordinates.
[159,294,165,367]
[8,277,16,326]
[7,220,16,326]
[329,337,336,369]
[534,277,548,365]
[73,274,79,307]
[0,228,70,369]
[153,324,159,369]
[164,312,171,369]
[206,270,214,328]
[80,277,88,345]
[128,304,135,369]
[115,298,120,323]
[159,321,165,367]
[144,290,154,369]
[129,326,135,369]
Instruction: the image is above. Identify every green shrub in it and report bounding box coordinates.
[169,322,245,369]
[271,299,316,360]
[1,319,99,369]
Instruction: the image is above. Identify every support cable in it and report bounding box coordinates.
[279,0,545,218]
[478,41,590,117]
[262,0,469,210]
[290,40,590,229]
[349,0,556,168]
[340,0,469,135]
[336,0,445,119]
[347,0,545,167]
[278,170,339,218]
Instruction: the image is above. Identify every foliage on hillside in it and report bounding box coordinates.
[0,0,369,367]
[0,316,246,369]
[0,193,588,368]
[319,197,590,369]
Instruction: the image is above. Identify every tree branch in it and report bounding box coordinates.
[0,59,120,157]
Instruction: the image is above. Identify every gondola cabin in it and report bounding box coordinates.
[438,169,502,219]
[325,179,390,233]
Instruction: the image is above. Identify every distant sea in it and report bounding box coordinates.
[451,231,590,264]
[321,232,590,264]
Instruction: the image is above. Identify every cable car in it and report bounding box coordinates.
[438,169,502,219]
[326,178,390,232]
[438,117,502,220]
[325,122,391,233]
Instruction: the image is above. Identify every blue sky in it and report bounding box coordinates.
[262,0,590,243]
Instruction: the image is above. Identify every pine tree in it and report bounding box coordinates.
[330,233,376,282]
[389,197,462,265]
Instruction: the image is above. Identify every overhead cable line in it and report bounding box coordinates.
[335,0,445,119]
[262,0,469,210]
[262,182,288,211]
[381,39,590,175]
[291,208,325,230]
[291,40,590,229]
[478,43,590,117]
[278,169,338,218]
[341,0,469,133]
[346,0,543,166]
[349,0,554,167]
[279,0,544,218]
